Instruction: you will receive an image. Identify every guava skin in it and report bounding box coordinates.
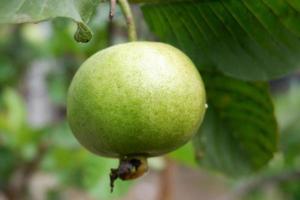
[67,42,206,158]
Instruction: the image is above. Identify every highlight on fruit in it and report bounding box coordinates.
[66,42,206,191]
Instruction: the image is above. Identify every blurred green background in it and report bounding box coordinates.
[1,4,300,200]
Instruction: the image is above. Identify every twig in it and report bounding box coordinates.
[159,158,175,200]
[118,0,137,41]
[107,18,115,46]
[109,0,116,19]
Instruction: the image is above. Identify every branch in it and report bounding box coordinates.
[118,0,137,41]
[109,0,117,20]
[158,158,175,200]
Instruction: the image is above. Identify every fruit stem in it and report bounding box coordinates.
[118,0,137,42]
[110,156,148,192]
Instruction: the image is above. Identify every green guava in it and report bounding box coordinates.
[67,42,206,189]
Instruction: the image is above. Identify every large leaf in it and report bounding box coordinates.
[142,1,300,80]
[0,0,98,23]
[193,72,278,175]
[0,88,26,134]
[0,0,100,42]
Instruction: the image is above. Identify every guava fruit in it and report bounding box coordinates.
[67,42,206,190]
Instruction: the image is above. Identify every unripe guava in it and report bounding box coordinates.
[67,42,206,189]
[67,41,206,157]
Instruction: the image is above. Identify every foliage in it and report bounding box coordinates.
[0,0,100,42]
[194,72,277,176]
[142,1,300,81]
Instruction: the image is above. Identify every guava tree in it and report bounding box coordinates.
[1,0,300,199]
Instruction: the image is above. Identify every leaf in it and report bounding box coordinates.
[0,0,99,43]
[0,0,98,23]
[193,72,278,176]
[142,1,300,80]
[74,22,93,43]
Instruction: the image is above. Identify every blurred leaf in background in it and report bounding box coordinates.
[193,73,278,176]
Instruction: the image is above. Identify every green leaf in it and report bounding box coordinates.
[0,0,98,23]
[74,22,93,43]
[142,1,300,80]
[193,72,278,176]
[0,0,99,43]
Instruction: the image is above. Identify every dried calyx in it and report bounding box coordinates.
[110,156,148,192]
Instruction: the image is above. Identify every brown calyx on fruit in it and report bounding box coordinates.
[110,156,148,192]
